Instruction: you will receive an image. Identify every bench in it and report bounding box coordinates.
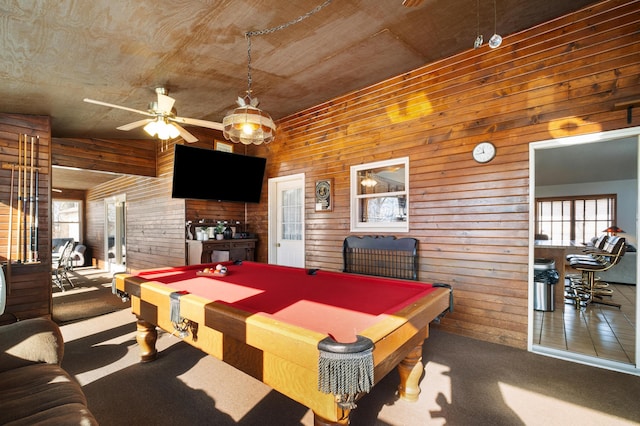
[342,235,453,318]
[343,235,419,280]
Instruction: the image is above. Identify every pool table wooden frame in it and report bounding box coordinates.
[114,262,451,425]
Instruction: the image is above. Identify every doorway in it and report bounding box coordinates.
[529,126,640,375]
[105,194,126,272]
[268,174,305,267]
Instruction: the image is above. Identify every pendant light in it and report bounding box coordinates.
[474,0,483,49]
[222,0,333,145]
[488,0,502,49]
[222,34,276,145]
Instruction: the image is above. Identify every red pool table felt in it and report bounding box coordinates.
[135,261,441,343]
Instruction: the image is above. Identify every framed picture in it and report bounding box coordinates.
[214,140,233,153]
[315,178,333,212]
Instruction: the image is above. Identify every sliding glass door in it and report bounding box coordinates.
[105,195,126,272]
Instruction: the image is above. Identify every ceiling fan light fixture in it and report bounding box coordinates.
[143,120,158,137]
[144,117,180,140]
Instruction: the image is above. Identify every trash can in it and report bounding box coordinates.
[534,258,559,311]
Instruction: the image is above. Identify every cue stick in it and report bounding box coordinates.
[28,136,34,262]
[16,134,22,263]
[33,170,39,261]
[22,134,28,262]
[6,165,14,292]
[33,141,39,262]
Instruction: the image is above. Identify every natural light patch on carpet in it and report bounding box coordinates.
[499,382,636,425]
[378,361,449,425]
[53,286,100,298]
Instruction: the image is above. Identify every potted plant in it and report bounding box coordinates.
[199,226,209,241]
[214,222,225,240]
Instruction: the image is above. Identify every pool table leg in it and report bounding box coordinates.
[136,318,158,362]
[397,342,424,402]
[313,412,349,426]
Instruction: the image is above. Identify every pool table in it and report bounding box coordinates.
[114,261,452,425]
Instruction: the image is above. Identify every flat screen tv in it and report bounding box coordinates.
[171,144,267,203]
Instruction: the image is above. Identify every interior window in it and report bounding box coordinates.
[52,200,82,242]
[535,194,616,243]
[350,157,409,232]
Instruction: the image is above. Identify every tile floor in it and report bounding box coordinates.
[533,280,636,364]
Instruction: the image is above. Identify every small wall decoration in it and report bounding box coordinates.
[315,178,333,211]
[214,140,233,153]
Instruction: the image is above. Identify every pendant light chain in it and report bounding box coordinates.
[493,0,497,35]
[243,0,333,96]
[246,35,253,96]
[245,0,333,38]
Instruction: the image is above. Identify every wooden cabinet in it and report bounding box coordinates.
[186,239,257,265]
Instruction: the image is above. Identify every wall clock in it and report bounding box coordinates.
[472,142,496,163]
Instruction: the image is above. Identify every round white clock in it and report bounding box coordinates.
[472,142,496,163]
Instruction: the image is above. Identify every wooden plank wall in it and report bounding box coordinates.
[248,0,640,348]
[0,113,52,324]
[85,141,178,271]
[52,137,156,176]
[84,137,245,272]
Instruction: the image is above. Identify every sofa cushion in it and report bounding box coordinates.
[0,317,64,373]
[5,403,97,426]
[0,363,97,425]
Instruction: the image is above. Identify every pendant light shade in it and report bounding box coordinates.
[223,98,276,145]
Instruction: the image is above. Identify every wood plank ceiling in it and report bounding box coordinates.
[0,0,600,189]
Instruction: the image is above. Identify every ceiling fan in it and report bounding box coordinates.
[83,87,223,143]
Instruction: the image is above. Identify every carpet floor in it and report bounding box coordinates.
[52,267,129,324]
[56,273,640,426]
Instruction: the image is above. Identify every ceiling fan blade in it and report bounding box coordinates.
[157,93,176,114]
[173,116,224,131]
[83,98,154,116]
[172,123,198,143]
[117,118,152,131]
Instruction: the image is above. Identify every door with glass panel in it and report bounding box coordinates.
[105,195,126,272]
[269,174,305,267]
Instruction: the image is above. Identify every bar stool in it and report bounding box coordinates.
[568,236,626,309]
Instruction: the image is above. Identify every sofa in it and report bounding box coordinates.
[598,250,637,285]
[0,317,98,425]
[52,238,75,258]
[69,244,87,268]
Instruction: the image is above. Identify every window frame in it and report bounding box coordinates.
[350,157,409,233]
[52,199,83,242]
[535,194,617,243]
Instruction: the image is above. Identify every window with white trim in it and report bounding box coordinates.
[350,157,409,232]
[53,200,82,242]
